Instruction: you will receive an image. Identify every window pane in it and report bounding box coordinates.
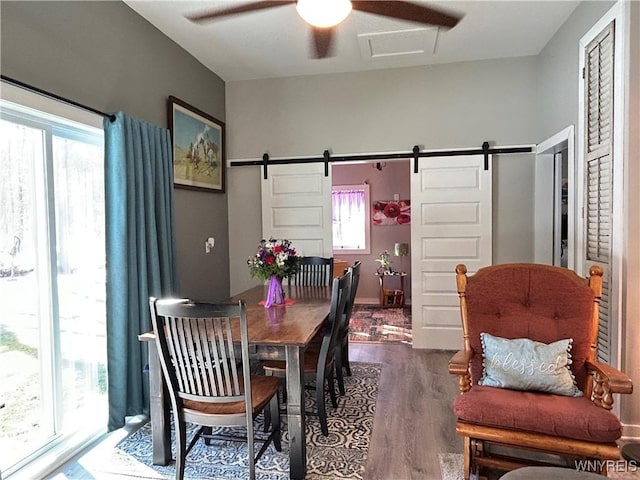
[52,134,107,432]
[0,103,106,475]
[0,119,53,468]
[332,187,367,250]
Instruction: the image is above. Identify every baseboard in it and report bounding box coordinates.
[622,423,640,441]
[356,298,411,306]
[356,297,380,305]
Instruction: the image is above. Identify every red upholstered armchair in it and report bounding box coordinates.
[448,263,633,478]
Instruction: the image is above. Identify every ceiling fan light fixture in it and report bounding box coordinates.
[296,0,352,28]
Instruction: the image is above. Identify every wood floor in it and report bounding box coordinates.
[45,342,462,480]
[350,343,462,479]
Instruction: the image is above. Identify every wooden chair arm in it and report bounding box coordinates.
[449,349,473,393]
[586,359,633,394]
[585,359,633,410]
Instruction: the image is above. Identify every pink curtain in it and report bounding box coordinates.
[332,189,365,249]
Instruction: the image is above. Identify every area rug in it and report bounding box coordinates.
[348,305,412,344]
[83,363,381,480]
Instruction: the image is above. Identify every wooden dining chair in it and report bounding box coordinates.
[289,256,334,286]
[149,298,282,480]
[335,260,361,395]
[263,269,352,436]
[449,263,633,478]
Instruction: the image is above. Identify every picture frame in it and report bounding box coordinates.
[168,95,225,193]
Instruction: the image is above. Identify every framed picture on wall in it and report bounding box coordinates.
[168,95,225,193]
[372,200,411,226]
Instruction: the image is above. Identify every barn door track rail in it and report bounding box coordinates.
[229,142,534,179]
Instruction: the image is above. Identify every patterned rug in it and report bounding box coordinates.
[348,305,412,344]
[82,363,381,480]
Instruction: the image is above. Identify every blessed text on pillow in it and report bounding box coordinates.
[479,332,582,397]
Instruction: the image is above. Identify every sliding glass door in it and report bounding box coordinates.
[0,100,107,476]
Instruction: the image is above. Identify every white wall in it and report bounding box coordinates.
[624,0,640,437]
[226,57,538,294]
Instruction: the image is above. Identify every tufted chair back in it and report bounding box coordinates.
[457,263,601,392]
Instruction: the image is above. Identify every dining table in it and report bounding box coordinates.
[138,283,333,480]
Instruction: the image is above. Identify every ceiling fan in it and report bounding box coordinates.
[186,0,463,59]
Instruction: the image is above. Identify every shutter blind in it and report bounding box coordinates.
[584,21,614,364]
[597,276,610,363]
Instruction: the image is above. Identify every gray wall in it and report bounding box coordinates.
[0,1,230,301]
[535,0,615,141]
[226,57,539,294]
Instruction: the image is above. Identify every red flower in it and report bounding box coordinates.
[397,213,411,224]
[265,255,275,264]
[383,202,401,218]
[274,245,283,253]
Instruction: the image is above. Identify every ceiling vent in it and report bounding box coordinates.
[357,28,438,61]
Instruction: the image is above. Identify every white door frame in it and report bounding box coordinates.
[535,125,575,268]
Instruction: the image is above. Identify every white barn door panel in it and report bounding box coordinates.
[261,163,332,257]
[411,155,492,349]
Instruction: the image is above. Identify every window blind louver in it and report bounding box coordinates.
[597,276,610,363]
[584,21,614,365]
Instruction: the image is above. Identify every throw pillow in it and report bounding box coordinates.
[479,332,582,397]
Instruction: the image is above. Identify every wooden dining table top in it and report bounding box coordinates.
[229,284,332,346]
[140,284,332,348]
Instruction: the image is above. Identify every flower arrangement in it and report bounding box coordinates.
[247,238,300,282]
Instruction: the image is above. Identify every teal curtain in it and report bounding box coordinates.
[104,112,178,431]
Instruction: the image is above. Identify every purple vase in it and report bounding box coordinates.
[264,275,285,308]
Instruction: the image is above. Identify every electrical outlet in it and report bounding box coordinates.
[205,237,215,253]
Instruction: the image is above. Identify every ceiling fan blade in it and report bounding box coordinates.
[187,1,295,23]
[311,27,335,59]
[351,1,462,29]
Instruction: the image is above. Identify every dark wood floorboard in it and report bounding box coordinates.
[349,343,462,480]
[45,343,462,480]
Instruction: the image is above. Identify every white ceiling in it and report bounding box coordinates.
[124,0,580,82]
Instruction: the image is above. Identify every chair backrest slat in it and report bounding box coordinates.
[194,318,211,396]
[203,319,220,396]
[168,317,189,393]
[187,318,206,395]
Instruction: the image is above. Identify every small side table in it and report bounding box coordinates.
[377,272,407,308]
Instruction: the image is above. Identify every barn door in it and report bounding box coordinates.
[261,163,333,257]
[410,155,492,349]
